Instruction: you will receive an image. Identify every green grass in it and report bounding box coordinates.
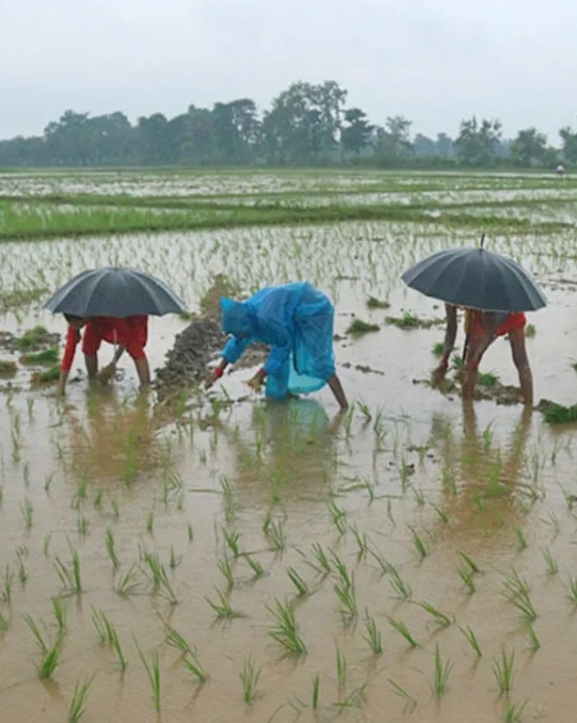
[239,657,261,703]
[433,643,453,698]
[68,676,93,723]
[493,649,515,695]
[266,598,308,656]
[477,371,499,387]
[15,325,49,350]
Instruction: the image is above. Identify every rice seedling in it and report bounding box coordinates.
[502,568,537,620]
[134,640,161,713]
[44,532,52,556]
[244,554,266,579]
[20,346,59,365]
[205,588,244,620]
[387,616,417,647]
[458,565,476,594]
[431,503,449,523]
[0,609,8,631]
[44,473,54,495]
[264,518,286,551]
[418,601,452,627]
[432,643,453,698]
[267,598,307,656]
[350,523,369,558]
[388,565,412,601]
[142,552,178,604]
[54,546,83,596]
[457,550,481,574]
[327,499,347,534]
[287,566,309,597]
[542,547,559,575]
[363,609,383,655]
[312,674,320,709]
[217,555,235,589]
[432,341,445,357]
[222,528,241,558]
[187,523,194,542]
[514,526,528,550]
[68,676,93,723]
[115,565,144,597]
[493,649,515,695]
[458,624,482,657]
[168,545,182,570]
[182,651,209,684]
[52,596,67,633]
[408,526,427,560]
[334,574,358,622]
[389,679,417,712]
[16,550,27,586]
[220,476,236,523]
[20,497,33,531]
[77,515,90,537]
[413,488,426,506]
[346,318,380,335]
[563,575,577,606]
[525,324,536,338]
[525,621,540,651]
[0,485,3,509]
[307,542,332,575]
[335,645,347,690]
[1,565,14,605]
[105,528,120,569]
[145,510,155,534]
[239,656,261,703]
[38,639,62,679]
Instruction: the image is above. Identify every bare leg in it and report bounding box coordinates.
[85,354,98,378]
[134,356,151,387]
[328,374,348,409]
[509,329,533,406]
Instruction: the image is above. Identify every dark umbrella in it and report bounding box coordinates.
[44,267,186,318]
[401,243,547,313]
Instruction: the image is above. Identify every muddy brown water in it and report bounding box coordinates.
[2,223,577,721]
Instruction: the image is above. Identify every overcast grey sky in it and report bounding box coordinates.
[1,0,575,142]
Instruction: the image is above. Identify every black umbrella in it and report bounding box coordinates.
[401,243,547,313]
[44,267,186,318]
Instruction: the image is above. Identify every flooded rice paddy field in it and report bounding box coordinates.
[2,170,577,722]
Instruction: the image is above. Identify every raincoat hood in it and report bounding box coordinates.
[220,297,256,338]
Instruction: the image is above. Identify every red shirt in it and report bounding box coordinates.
[61,316,148,372]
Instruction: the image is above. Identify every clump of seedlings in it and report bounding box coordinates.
[346,318,381,335]
[366,296,390,309]
[19,346,59,366]
[385,312,421,329]
[30,364,60,386]
[0,360,17,378]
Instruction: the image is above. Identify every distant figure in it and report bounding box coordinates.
[58,315,150,395]
[432,303,533,406]
[557,163,566,179]
[205,282,348,409]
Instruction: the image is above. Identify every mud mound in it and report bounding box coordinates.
[154,313,268,401]
[154,316,226,396]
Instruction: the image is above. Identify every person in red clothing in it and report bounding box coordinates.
[58,314,151,394]
[432,303,533,405]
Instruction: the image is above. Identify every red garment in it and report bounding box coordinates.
[470,311,526,338]
[60,316,148,372]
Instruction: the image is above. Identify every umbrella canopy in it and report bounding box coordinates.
[401,247,547,313]
[44,267,186,318]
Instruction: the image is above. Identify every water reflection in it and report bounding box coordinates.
[431,402,533,540]
[224,398,345,510]
[63,385,158,483]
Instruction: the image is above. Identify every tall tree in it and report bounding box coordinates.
[454,117,502,166]
[341,108,373,157]
[510,128,548,167]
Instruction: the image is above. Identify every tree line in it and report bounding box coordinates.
[1,80,576,169]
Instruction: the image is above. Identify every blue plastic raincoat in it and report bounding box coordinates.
[220,282,336,400]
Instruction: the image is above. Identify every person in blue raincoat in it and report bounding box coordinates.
[205,282,348,409]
